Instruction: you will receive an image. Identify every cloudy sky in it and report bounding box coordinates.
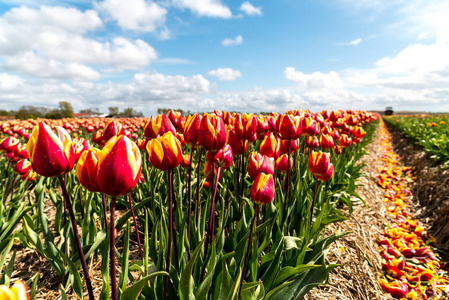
[1,0,449,116]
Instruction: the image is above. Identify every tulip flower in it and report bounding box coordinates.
[255,115,269,139]
[0,280,28,300]
[26,122,75,177]
[276,114,303,140]
[144,114,176,139]
[0,136,20,153]
[317,163,333,181]
[303,117,320,136]
[250,173,275,205]
[306,136,319,149]
[280,139,299,154]
[96,135,142,196]
[235,113,258,141]
[320,133,334,149]
[147,131,183,171]
[92,130,103,146]
[207,144,233,169]
[276,154,291,173]
[198,113,226,152]
[184,114,202,146]
[102,120,124,143]
[226,125,248,156]
[247,152,275,180]
[339,134,352,148]
[72,137,91,162]
[76,148,101,192]
[13,159,32,176]
[167,110,183,131]
[308,150,331,177]
[203,161,222,189]
[14,144,29,159]
[259,132,280,158]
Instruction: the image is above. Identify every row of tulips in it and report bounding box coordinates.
[0,109,377,299]
[376,120,448,299]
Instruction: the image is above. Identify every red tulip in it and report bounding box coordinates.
[276,154,291,173]
[320,133,334,149]
[247,152,275,180]
[339,134,352,148]
[0,280,28,300]
[96,135,142,196]
[207,144,233,169]
[250,173,274,205]
[76,148,101,192]
[184,114,202,145]
[13,158,32,176]
[226,125,247,155]
[276,114,302,140]
[167,110,183,131]
[198,113,226,152]
[0,136,20,153]
[317,163,333,181]
[72,137,91,162]
[280,139,299,154]
[259,132,280,158]
[379,279,409,299]
[143,114,176,139]
[306,136,319,149]
[92,130,103,146]
[235,113,257,141]
[147,131,183,171]
[308,150,331,177]
[303,117,320,136]
[14,144,29,159]
[102,120,124,143]
[26,122,75,177]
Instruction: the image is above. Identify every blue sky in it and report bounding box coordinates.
[1,0,449,116]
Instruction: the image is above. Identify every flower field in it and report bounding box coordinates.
[0,109,447,300]
[383,114,449,167]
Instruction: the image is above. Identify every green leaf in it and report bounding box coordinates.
[271,265,321,288]
[179,239,205,300]
[225,267,242,300]
[120,271,169,300]
[55,248,84,300]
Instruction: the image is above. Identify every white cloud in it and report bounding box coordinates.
[0,5,158,79]
[4,52,100,80]
[284,67,345,90]
[95,0,167,32]
[171,0,232,18]
[221,35,243,46]
[208,68,242,81]
[347,38,362,45]
[239,2,262,16]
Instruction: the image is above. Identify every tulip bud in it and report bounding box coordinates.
[280,139,299,154]
[13,159,32,176]
[198,113,226,152]
[147,131,183,171]
[76,147,101,192]
[180,154,193,169]
[303,118,320,136]
[95,135,141,196]
[207,144,233,169]
[250,173,275,205]
[143,115,176,139]
[102,120,124,143]
[14,144,29,159]
[255,115,269,138]
[276,154,291,173]
[339,134,352,148]
[184,114,202,145]
[306,136,319,149]
[320,133,334,149]
[72,137,91,162]
[235,113,258,141]
[167,110,183,131]
[308,150,331,177]
[259,132,280,158]
[26,122,75,177]
[0,136,20,153]
[92,130,103,146]
[276,114,303,140]
[247,152,275,180]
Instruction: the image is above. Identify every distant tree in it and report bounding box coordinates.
[59,101,73,118]
[157,108,186,116]
[109,107,119,116]
[15,106,48,119]
[119,107,144,117]
[0,110,11,116]
[45,109,64,119]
